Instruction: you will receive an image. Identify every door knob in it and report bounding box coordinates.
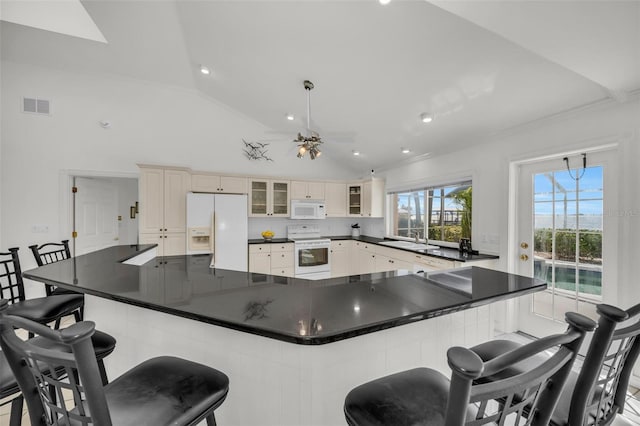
[520,254,529,261]
[520,242,529,249]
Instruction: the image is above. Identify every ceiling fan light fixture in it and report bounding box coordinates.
[420,113,433,124]
[199,65,211,75]
[292,80,323,160]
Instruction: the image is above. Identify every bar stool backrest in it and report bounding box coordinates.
[29,240,72,296]
[0,248,26,304]
[0,299,112,426]
[569,303,640,425]
[447,312,596,426]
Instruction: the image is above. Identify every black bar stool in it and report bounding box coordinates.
[344,312,595,426]
[471,303,640,425]
[0,305,116,426]
[0,299,229,426]
[1,247,83,330]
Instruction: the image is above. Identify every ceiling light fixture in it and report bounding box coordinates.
[286,114,295,121]
[420,113,433,123]
[352,151,360,156]
[401,148,411,154]
[200,65,211,75]
[295,80,323,160]
[379,0,392,4]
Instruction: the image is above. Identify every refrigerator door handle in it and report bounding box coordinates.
[210,213,216,267]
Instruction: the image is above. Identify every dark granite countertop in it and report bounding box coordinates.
[249,235,498,263]
[24,245,543,345]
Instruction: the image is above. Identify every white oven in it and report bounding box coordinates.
[294,239,331,277]
[288,225,331,279]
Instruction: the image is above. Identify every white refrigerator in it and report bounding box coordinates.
[186,193,248,271]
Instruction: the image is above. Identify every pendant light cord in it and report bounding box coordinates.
[564,153,587,181]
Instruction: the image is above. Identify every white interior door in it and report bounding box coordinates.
[75,177,119,255]
[516,150,617,337]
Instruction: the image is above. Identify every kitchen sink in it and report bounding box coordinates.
[379,240,440,251]
[426,268,472,295]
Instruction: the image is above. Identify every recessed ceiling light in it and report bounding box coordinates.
[286,114,295,121]
[401,148,411,154]
[420,113,433,123]
[352,151,360,156]
[200,65,211,75]
[379,0,391,4]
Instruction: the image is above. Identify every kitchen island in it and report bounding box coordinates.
[25,244,545,426]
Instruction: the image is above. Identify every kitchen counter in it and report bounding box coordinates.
[249,234,499,263]
[24,244,545,425]
[25,244,540,345]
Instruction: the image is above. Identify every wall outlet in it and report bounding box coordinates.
[31,225,49,233]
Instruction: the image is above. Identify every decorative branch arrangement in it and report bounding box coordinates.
[243,139,273,161]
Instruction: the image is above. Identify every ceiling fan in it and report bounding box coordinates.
[295,80,322,160]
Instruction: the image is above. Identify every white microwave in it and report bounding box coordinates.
[290,200,326,220]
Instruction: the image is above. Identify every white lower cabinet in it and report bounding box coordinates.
[249,243,294,277]
[139,232,186,257]
[270,243,294,277]
[353,241,376,275]
[330,240,352,278]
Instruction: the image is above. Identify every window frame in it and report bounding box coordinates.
[385,180,473,248]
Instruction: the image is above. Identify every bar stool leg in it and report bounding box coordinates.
[9,395,24,426]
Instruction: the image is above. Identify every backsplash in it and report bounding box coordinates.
[248,217,385,239]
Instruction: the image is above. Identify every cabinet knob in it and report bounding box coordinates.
[159,229,163,232]
[164,228,167,231]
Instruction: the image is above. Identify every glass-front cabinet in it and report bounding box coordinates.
[249,179,290,217]
[348,184,363,216]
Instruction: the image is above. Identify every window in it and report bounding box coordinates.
[388,181,472,245]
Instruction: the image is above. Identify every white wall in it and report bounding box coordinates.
[113,177,138,245]
[0,61,358,271]
[381,97,640,309]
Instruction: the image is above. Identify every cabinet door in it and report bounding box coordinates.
[164,233,186,256]
[191,174,221,192]
[307,181,325,200]
[164,170,191,233]
[369,179,385,218]
[375,254,396,273]
[330,241,351,278]
[348,184,363,216]
[139,232,165,254]
[249,252,271,274]
[290,181,309,200]
[271,251,293,268]
[362,181,372,217]
[249,180,268,216]
[139,168,165,233]
[271,180,290,216]
[220,176,247,194]
[355,244,376,274]
[325,182,347,217]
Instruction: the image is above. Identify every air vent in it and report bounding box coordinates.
[22,97,51,115]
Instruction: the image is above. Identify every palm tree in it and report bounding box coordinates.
[448,186,472,239]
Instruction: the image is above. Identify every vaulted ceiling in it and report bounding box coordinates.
[2,1,638,172]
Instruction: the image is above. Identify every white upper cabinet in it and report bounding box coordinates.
[191,174,248,194]
[139,167,191,234]
[348,179,384,217]
[249,179,290,217]
[291,180,325,200]
[324,182,347,217]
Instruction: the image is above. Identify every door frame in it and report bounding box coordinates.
[506,141,619,333]
[59,169,139,256]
